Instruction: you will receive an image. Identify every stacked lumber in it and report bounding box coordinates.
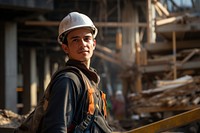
[0,109,25,128]
[128,75,200,114]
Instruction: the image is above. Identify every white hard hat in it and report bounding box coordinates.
[58,12,98,44]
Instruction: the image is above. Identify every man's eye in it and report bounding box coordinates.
[84,37,91,41]
[72,39,78,42]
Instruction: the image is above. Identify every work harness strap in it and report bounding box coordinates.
[64,67,109,132]
[101,91,107,118]
[86,81,95,115]
[74,74,95,132]
[81,72,107,117]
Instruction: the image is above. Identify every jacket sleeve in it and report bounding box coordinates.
[41,73,82,133]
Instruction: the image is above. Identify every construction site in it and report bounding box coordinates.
[0,0,200,132]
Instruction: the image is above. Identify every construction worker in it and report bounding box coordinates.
[40,12,112,133]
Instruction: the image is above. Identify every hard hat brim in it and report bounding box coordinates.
[58,25,98,45]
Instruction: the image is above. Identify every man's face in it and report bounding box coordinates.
[62,28,96,62]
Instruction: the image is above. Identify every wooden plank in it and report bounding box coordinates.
[154,3,163,16]
[95,45,119,58]
[155,1,169,16]
[139,61,200,73]
[179,49,199,66]
[95,22,147,28]
[156,16,183,26]
[134,105,200,113]
[145,40,200,54]
[128,107,200,133]
[156,23,200,32]
[146,0,151,44]
[93,51,124,68]
[25,21,147,27]
[172,32,177,79]
[114,107,200,133]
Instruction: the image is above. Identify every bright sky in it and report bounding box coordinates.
[162,0,194,11]
[175,0,192,7]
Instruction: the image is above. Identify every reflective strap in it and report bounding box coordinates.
[101,92,107,118]
[85,81,95,115]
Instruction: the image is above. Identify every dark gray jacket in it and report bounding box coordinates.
[40,60,109,133]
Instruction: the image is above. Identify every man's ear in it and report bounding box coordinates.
[61,44,68,53]
[93,39,96,50]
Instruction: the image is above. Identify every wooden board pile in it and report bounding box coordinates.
[0,109,25,128]
[128,75,200,114]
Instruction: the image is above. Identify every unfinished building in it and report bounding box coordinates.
[0,0,200,132]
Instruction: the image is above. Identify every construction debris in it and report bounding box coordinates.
[0,109,25,128]
[128,75,200,114]
[0,109,125,132]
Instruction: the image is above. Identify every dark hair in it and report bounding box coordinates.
[60,32,68,45]
[63,36,68,45]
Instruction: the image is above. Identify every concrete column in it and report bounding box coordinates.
[0,22,17,112]
[0,23,5,110]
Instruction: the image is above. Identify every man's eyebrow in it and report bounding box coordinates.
[69,36,80,40]
[70,35,92,39]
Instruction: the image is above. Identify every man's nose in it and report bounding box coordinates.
[79,39,87,46]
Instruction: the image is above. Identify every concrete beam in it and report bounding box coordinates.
[0,22,17,112]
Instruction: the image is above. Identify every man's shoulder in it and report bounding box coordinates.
[53,66,81,78]
[53,66,84,85]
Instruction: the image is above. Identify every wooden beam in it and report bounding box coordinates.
[156,23,200,32]
[172,32,177,79]
[139,61,200,73]
[93,51,124,68]
[25,21,147,27]
[135,42,142,93]
[130,107,200,133]
[95,44,118,58]
[25,21,59,26]
[156,16,183,26]
[145,40,200,54]
[155,1,169,16]
[179,49,199,66]
[154,4,163,16]
[134,105,200,113]
[114,107,200,133]
[146,0,151,44]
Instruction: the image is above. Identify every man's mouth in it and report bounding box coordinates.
[79,49,89,54]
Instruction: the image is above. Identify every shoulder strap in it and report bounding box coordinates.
[83,77,95,115]
[72,72,101,132]
[82,74,107,117]
[43,66,83,111]
[100,91,107,118]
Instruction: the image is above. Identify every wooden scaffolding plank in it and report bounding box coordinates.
[114,107,200,133]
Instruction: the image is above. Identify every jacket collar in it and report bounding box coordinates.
[66,59,100,84]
